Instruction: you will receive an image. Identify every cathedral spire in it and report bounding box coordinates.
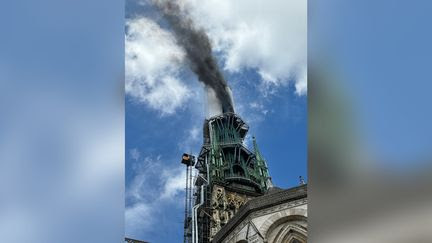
[190,113,276,242]
[252,136,273,189]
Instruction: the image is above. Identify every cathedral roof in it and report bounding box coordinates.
[265,186,284,194]
[212,184,307,243]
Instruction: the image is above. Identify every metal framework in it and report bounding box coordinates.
[183,112,271,243]
[181,154,195,243]
[197,113,271,192]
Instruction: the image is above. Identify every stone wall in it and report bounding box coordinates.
[222,198,307,243]
[209,185,254,240]
[211,185,308,243]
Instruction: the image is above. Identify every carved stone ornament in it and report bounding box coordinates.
[209,185,251,240]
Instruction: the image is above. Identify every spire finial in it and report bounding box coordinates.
[299,176,305,185]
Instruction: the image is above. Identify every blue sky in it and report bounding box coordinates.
[0,1,124,242]
[125,1,307,242]
[310,0,432,168]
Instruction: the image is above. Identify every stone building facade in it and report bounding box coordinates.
[212,185,307,243]
[185,113,307,243]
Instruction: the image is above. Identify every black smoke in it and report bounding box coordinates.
[152,0,234,113]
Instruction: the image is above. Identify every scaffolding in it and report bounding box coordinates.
[181,153,195,243]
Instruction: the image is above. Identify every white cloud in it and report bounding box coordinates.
[125,154,186,236]
[129,148,141,161]
[182,0,307,95]
[249,102,269,115]
[125,203,152,232]
[125,17,191,115]
[160,166,186,200]
[177,123,203,155]
[127,0,306,116]
[189,126,200,141]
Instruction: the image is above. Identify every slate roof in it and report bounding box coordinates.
[212,184,307,243]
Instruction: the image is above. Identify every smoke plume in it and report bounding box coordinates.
[152,0,235,114]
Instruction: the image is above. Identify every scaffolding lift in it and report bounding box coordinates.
[181,153,195,243]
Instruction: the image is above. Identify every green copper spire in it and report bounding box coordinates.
[191,113,277,243]
[196,113,271,193]
[252,136,272,189]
